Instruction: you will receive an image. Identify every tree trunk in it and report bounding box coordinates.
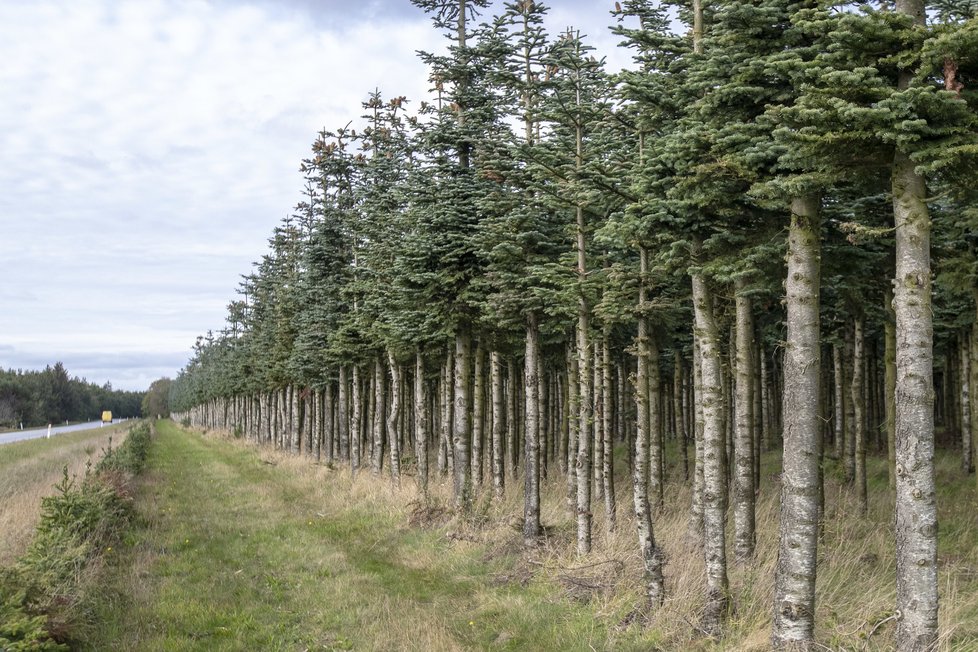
[632,258,664,607]
[853,317,868,514]
[602,338,616,531]
[593,343,604,503]
[648,337,664,512]
[566,344,580,515]
[691,255,729,636]
[675,350,689,482]
[892,101,938,650]
[734,277,756,563]
[453,331,472,512]
[971,312,978,493]
[491,351,505,499]
[772,194,821,650]
[387,352,402,488]
[843,328,856,484]
[506,359,518,480]
[689,331,705,542]
[960,332,972,473]
[524,316,542,543]
[832,344,845,463]
[372,358,385,476]
[472,344,485,489]
[351,366,362,477]
[415,352,429,497]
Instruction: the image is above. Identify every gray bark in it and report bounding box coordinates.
[602,338,616,531]
[472,344,485,488]
[734,277,756,563]
[689,332,705,542]
[958,333,972,473]
[372,358,385,476]
[691,260,729,636]
[632,257,664,607]
[387,352,402,487]
[453,332,472,512]
[893,135,938,650]
[853,317,868,514]
[772,195,821,650]
[524,317,542,543]
[491,351,505,498]
[351,366,362,477]
[415,353,429,496]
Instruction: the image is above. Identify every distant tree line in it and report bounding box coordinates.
[0,363,143,428]
[170,1,978,649]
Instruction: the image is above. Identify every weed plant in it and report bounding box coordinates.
[0,421,153,649]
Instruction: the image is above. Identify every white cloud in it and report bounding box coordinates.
[0,0,627,391]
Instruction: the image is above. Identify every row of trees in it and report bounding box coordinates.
[0,363,144,428]
[171,0,978,649]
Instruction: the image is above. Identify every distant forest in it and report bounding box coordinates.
[0,363,144,428]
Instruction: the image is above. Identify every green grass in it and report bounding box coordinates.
[86,421,626,651]
[83,422,978,651]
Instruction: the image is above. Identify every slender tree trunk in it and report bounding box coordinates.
[351,366,362,478]
[853,317,868,514]
[339,369,349,461]
[689,332,705,542]
[843,328,856,484]
[892,74,938,647]
[971,311,978,492]
[649,337,664,512]
[772,195,822,651]
[760,349,772,452]
[675,350,689,482]
[506,359,518,480]
[691,251,729,636]
[472,344,485,489]
[439,351,453,476]
[454,331,472,512]
[960,332,972,473]
[415,352,429,497]
[593,343,604,503]
[734,277,756,563]
[372,358,385,475]
[884,291,897,490]
[491,351,505,499]
[566,344,580,514]
[602,338,616,531]
[387,352,401,488]
[524,316,542,543]
[832,345,845,462]
[632,260,664,607]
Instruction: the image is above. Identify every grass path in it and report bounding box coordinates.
[86,421,622,651]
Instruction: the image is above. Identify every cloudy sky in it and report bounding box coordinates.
[0,0,631,391]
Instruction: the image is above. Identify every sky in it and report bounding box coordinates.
[0,0,633,391]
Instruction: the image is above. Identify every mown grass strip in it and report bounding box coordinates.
[86,421,623,651]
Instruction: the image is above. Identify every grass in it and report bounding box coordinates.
[86,421,624,651]
[0,423,131,564]
[87,422,978,651]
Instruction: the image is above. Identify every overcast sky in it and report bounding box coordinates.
[0,0,632,391]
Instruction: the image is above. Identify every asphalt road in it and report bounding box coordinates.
[0,419,130,446]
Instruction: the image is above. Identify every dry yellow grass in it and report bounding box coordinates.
[0,424,130,564]
[163,427,978,650]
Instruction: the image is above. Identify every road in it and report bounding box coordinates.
[0,419,130,446]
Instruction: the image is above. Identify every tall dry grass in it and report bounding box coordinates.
[0,426,129,564]
[197,427,978,651]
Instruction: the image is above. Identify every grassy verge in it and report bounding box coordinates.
[88,422,978,651]
[87,421,633,651]
[0,423,131,564]
[0,421,152,650]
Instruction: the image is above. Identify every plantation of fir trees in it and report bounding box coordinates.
[169,1,978,650]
